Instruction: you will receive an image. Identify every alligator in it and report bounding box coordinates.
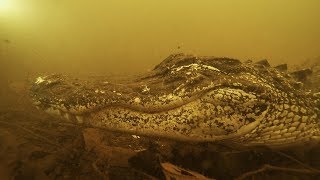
[29,54,320,149]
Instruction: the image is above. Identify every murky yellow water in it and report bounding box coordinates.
[1,0,320,81]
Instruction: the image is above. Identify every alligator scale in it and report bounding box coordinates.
[29,54,320,149]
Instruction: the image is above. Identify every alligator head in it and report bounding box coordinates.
[29,54,320,149]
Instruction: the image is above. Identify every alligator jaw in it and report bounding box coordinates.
[33,99,270,144]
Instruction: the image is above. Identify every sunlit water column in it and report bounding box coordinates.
[0,0,23,94]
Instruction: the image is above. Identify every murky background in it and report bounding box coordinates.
[1,0,320,82]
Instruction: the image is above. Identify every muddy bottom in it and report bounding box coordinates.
[1,88,320,180]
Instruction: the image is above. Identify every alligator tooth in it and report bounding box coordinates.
[33,101,41,106]
[76,116,84,124]
[63,113,72,121]
[45,107,61,116]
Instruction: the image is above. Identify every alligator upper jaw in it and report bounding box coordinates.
[29,72,267,115]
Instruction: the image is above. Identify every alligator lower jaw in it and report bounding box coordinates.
[35,104,320,149]
[35,102,266,142]
[35,105,196,141]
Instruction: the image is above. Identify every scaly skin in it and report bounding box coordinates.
[29,54,320,149]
